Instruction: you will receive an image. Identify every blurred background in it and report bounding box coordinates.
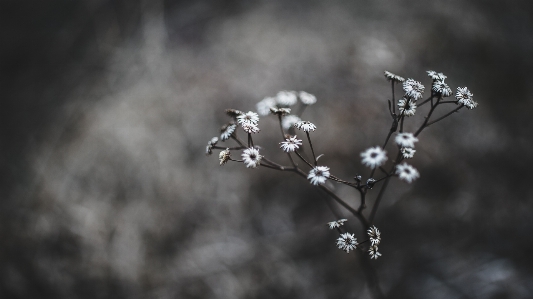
[1,0,532,298]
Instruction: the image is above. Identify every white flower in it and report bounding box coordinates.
[242,122,260,134]
[327,219,347,229]
[398,97,417,116]
[270,107,291,115]
[455,87,473,106]
[427,70,447,81]
[241,147,262,168]
[395,132,418,148]
[368,245,382,259]
[237,111,260,126]
[401,147,416,159]
[220,123,237,141]
[395,163,420,183]
[465,100,478,110]
[432,80,452,97]
[282,115,301,130]
[294,121,316,132]
[299,91,317,105]
[360,146,387,169]
[308,166,330,185]
[280,135,303,152]
[219,148,230,166]
[205,137,219,155]
[367,226,381,246]
[276,90,298,106]
[336,233,358,253]
[384,71,405,82]
[256,97,277,116]
[403,78,425,100]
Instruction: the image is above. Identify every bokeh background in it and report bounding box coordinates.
[2,0,533,298]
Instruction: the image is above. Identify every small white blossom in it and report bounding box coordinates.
[403,78,425,100]
[455,87,474,106]
[336,233,358,253]
[367,226,381,246]
[432,80,452,97]
[282,115,301,130]
[242,122,260,134]
[427,70,447,81]
[205,137,219,155]
[395,163,420,183]
[465,100,478,110]
[398,97,417,116]
[299,91,317,105]
[327,219,347,229]
[401,147,416,159]
[384,71,405,82]
[360,147,387,169]
[256,97,277,116]
[280,135,303,152]
[219,148,230,166]
[241,147,262,168]
[237,111,260,126]
[368,245,382,259]
[270,107,291,115]
[294,121,317,132]
[276,90,298,106]
[395,132,419,148]
[308,166,330,185]
[220,123,237,141]
[226,109,243,119]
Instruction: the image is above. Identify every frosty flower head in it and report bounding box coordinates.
[395,163,420,183]
[280,135,303,152]
[299,91,317,105]
[360,146,387,169]
[336,233,358,253]
[242,122,260,134]
[427,70,447,81]
[308,166,330,185]
[219,148,230,166]
[384,70,405,83]
[327,219,347,230]
[276,90,298,106]
[241,147,262,168]
[465,100,479,110]
[367,226,381,246]
[256,97,277,116]
[401,147,416,159]
[294,120,317,132]
[368,245,382,259]
[226,109,243,119]
[398,97,417,116]
[455,87,473,105]
[270,107,291,116]
[220,123,237,141]
[395,132,419,148]
[432,80,452,97]
[237,111,260,126]
[403,78,425,100]
[205,137,219,155]
[281,115,301,130]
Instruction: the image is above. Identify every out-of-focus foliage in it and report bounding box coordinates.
[1,0,533,298]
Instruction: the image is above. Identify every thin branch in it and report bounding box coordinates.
[306,132,318,166]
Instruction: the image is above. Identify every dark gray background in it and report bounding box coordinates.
[1,0,532,298]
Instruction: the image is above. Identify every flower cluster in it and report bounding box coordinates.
[207,69,478,261]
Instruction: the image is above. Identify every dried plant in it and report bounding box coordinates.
[206,70,478,297]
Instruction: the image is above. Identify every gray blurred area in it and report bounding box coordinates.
[1,0,533,298]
